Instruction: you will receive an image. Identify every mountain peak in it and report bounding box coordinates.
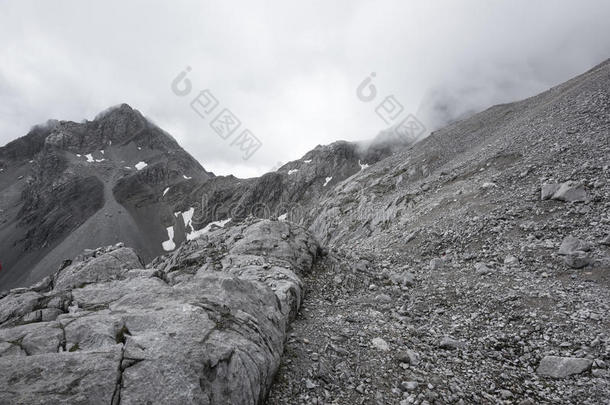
[93,103,143,123]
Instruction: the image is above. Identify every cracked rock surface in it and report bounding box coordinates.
[0,218,318,404]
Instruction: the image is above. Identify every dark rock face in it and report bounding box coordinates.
[0,105,212,290]
[0,103,406,291]
[0,219,318,404]
[187,138,407,232]
[20,175,105,250]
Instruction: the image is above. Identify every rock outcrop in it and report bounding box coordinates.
[0,218,319,404]
[0,104,212,290]
[1,58,609,405]
[536,356,593,378]
[541,181,588,202]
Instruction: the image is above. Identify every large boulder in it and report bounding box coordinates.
[558,236,592,269]
[541,181,587,202]
[53,246,143,290]
[537,356,593,378]
[558,236,592,255]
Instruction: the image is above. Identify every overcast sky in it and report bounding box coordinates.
[1,1,609,177]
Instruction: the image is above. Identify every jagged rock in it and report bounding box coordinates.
[429,258,445,270]
[372,337,390,351]
[396,349,420,365]
[558,236,592,268]
[401,381,418,391]
[541,183,561,200]
[2,55,610,405]
[439,336,463,350]
[601,235,610,246]
[0,291,43,325]
[541,181,587,202]
[564,252,591,269]
[537,356,593,378]
[504,255,519,266]
[0,348,122,404]
[53,247,143,290]
[0,219,319,405]
[64,314,125,352]
[0,322,63,356]
[389,271,416,287]
[558,236,592,255]
[474,262,492,275]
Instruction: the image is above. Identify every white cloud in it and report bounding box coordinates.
[1,0,609,177]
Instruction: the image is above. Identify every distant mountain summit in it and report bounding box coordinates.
[0,104,408,290]
[0,104,212,289]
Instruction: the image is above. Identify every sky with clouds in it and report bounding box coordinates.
[1,0,609,177]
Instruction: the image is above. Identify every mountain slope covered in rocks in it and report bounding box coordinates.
[0,58,608,404]
[0,105,406,291]
[268,58,610,404]
[0,104,212,289]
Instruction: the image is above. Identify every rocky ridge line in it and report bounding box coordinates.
[0,218,319,404]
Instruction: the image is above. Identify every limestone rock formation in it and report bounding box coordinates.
[0,219,319,404]
[1,58,609,404]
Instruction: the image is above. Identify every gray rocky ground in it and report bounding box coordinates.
[0,59,609,403]
[267,59,610,404]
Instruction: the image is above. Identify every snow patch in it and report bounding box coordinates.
[183,175,192,180]
[85,154,94,163]
[163,187,170,196]
[135,161,148,170]
[323,177,332,186]
[359,160,369,170]
[162,226,176,251]
[181,207,195,232]
[288,169,298,175]
[174,206,232,241]
[187,218,231,241]
[278,213,288,221]
[304,159,312,163]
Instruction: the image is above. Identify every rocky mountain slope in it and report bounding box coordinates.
[0,105,404,291]
[268,58,610,404]
[0,58,608,404]
[0,104,212,289]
